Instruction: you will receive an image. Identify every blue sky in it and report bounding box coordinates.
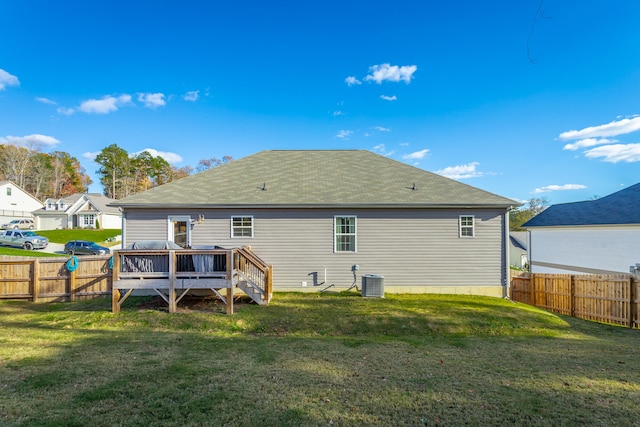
[1,1,639,205]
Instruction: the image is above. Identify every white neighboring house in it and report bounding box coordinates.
[523,182,640,275]
[0,181,44,223]
[33,193,122,230]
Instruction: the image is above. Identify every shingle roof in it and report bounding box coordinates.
[509,231,527,250]
[35,193,120,215]
[112,150,517,208]
[523,182,640,227]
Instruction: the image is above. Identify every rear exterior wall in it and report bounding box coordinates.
[123,207,507,296]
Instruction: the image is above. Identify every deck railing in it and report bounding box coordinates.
[112,247,271,313]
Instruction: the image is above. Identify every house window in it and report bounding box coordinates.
[6,188,11,196]
[231,216,253,238]
[335,216,356,252]
[459,215,474,237]
[84,215,96,227]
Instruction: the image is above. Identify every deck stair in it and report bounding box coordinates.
[234,246,272,305]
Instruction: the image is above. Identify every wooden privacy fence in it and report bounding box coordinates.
[511,273,639,328]
[0,256,112,302]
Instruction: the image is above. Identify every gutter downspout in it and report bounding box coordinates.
[503,207,511,298]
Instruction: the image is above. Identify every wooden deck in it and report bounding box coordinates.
[112,246,272,313]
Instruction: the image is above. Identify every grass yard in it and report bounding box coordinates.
[0,247,66,257]
[36,228,121,244]
[0,229,121,257]
[0,292,638,426]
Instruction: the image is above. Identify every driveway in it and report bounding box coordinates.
[42,243,66,254]
[40,243,121,255]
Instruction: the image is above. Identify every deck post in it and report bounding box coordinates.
[112,253,120,313]
[168,250,176,313]
[226,287,234,314]
[226,249,234,314]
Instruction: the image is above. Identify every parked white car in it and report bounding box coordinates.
[1,219,35,230]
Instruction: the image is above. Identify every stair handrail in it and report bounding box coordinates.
[234,246,272,303]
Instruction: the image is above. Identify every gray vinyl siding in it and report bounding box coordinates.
[123,207,506,291]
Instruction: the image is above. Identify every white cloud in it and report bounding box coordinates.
[0,134,60,148]
[0,69,19,90]
[132,148,183,164]
[345,76,361,86]
[399,142,410,147]
[336,130,353,139]
[372,144,395,156]
[83,151,101,161]
[57,107,75,116]
[402,149,429,161]
[435,162,485,179]
[79,94,132,114]
[364,63,417,84]
[563,137,616,151]
[533,184,587,194]
[373,126,390,132]
[35,97,57,105]
[380,95,397,101]
[138,92,166,109]
[183,90,199,102]
[333,110,345,116]
[559,116,640,141]
[584,143,640,163]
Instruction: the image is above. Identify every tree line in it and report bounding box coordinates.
[0,143,231,201]
[509,197,548,231]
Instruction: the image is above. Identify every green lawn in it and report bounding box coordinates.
[36,228,121,244]
[0,246,66,257]
[0,229,121,257]
[0,292,638,426]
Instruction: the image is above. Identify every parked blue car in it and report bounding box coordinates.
[64,240,110,255]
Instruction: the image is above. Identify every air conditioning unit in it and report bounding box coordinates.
[361,274,384,298]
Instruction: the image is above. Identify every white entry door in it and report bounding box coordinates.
[168,216,191,248]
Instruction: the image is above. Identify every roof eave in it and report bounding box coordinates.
[112,202,514,210]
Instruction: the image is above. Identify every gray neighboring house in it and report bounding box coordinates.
[34,193,122,230]
[509,231,528,270]
[111,150,518,296]
[523,182,640,274]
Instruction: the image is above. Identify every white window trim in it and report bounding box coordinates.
[167,215,192,246]
[334,215,357,253]
[459,215,475,238]
[231,215,254,238]
[83,214,96,226]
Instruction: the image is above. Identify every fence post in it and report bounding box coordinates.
[69,269,77,302]
[32,259,40,303]
[530,273,535,306]
[630,275,637,329]
[570,275,575,317]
